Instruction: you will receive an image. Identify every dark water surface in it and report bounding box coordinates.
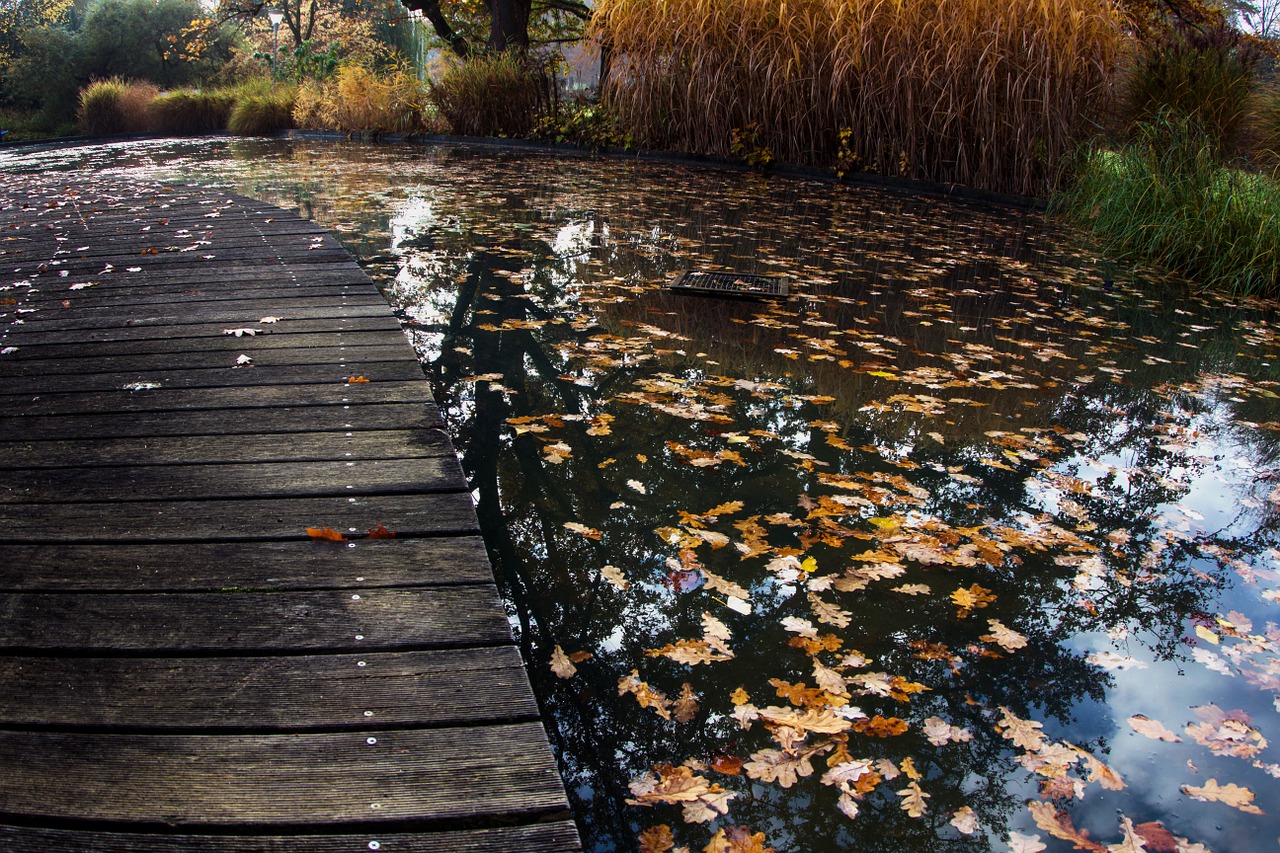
[5,138,1280,853]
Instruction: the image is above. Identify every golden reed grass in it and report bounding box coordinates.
[590,0,1123,195]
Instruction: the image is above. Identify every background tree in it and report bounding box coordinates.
[401,0,588,56]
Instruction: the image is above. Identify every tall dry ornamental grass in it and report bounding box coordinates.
[591,0,1123,195]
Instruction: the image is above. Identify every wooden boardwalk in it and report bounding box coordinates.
[0,173,580,852]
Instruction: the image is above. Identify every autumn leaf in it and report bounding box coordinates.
[705,826,775,853]
[366,522,395,539]
[564,521,603,540]
[647,638,733,665]
[550,645,577,678]
[896,781,929,817]
[950,805,979,834]
[673,683,699,723]
[951,583,997,617]
[1007,833,1048,853]
[627,764,736,824]
[1028,801,1106,851]
[1180,778,1265,814]
[1127,714,1182,742]
[306,526,346,542]
[1185,704,1267,758]
[743,747,821,788]
[981,619,1028,651]
[346,375,370,383]
[619,670,673,719]
[997,706,1047,751]
[638,824,675,853]
[601,565,631,589]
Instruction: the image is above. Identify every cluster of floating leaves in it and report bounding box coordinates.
[10,140,1277,852]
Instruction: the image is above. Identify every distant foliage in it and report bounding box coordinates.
[590,0,1123,196]
[77,77,157,135]
[294,64,428,133]
[428,51,558,138]
[1119,23,1260,158]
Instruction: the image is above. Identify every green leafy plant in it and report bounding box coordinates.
[729,121,775,170]
[531,96,629,149]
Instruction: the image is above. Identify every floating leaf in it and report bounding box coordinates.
[1180,778,1265,814]
[550,645,577,679]
[1127,715,1181,742]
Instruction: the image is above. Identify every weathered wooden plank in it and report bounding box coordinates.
[0,402,435,440]
[0,492,480,541]
[0,647,537,729]
[0,823,583,853]
[0,360,425,395]
[0,535,493,590]
[0,345,417,377]
[1,302,396,336]
[0,455,465,502]
[22,283,372,311]
[0,315,404,346]
[2,329,411,361]
[0,724,567,825]
[0,429,454,468]
[0,537,494,591]
[0,586,509,652]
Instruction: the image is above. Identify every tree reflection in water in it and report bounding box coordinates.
[9,138,1277,852]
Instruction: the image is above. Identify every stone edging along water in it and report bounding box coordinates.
[0,128,1047,212]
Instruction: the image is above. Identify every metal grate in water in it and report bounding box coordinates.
[666,270,790,301]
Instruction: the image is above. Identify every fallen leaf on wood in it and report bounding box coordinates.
[306,526,347,541]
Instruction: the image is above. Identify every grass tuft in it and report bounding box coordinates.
[590,0,1122,196]
[428,52,558,138]
[78,78,158,136]
[1055,113,1280,297]
[294,65,429,134]
[227,85,297,135]
[148,89,238,135]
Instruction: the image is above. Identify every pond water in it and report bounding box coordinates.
[5,138,1280,853]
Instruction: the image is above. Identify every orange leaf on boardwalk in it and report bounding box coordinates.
[367,523,395,539]
[346,375,370,383]
[306,526,347,541]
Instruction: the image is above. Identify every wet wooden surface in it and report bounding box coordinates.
[0,173,579,851]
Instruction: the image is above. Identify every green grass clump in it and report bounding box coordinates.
[1055,114,1280,297]
[428,52,556,138]
[148,89,237,135]
[227,86,296,135]
[77,78,158,135]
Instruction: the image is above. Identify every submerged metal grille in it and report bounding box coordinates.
[667,270,790,300]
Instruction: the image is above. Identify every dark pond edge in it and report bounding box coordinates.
[283,130,1048,213]
[0,129,1045,213]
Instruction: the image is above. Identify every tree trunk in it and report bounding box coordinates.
[488,0,531,52]
[401,0,474,57]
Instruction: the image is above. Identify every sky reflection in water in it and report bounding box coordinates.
[5,138,1280,853]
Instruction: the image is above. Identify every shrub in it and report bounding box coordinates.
[148,89,237,135]
[1054,113,1280,297]
[530,95,629,149]
[1119,23,1259,159]
[428,52,557,138]
[227,87,296,135]
[590,0,1123,196]
[77,78,157,135]
[294,65,428,133]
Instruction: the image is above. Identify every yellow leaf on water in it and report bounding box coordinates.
[550,645,577,679]
[1181,778,1265,814]
[897,781,929,817]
